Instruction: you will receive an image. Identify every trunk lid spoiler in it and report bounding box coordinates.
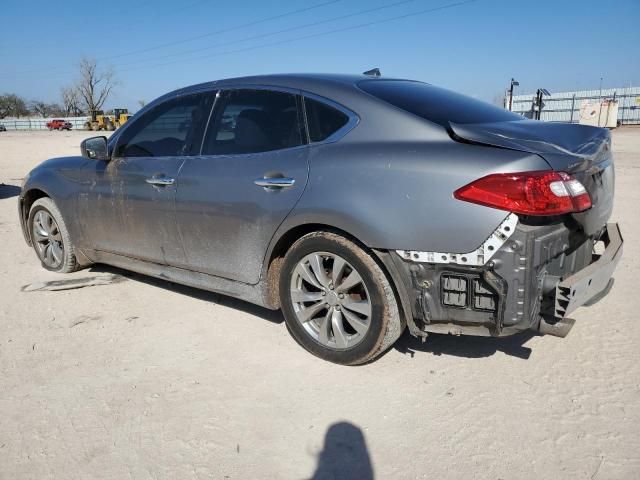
[449,119,611,172]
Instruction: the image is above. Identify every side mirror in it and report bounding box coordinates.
[80,136,109,161]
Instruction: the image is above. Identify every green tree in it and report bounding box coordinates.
[0,93,29,118]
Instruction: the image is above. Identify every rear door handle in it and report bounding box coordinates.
[146,175,175,186]
[254,177,295,189]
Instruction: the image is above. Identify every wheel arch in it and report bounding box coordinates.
[19,187,50,245]
[262,223,413,335]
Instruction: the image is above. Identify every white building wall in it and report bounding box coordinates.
[509,87,640,124]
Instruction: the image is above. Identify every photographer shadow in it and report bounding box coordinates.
[311,422,374,480]
[0,183,21,199]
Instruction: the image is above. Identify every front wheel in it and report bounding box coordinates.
[28,198,79,273]
[279,232,404,365]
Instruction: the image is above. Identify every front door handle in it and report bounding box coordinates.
[146,175,175,186]
[254,177,295,189]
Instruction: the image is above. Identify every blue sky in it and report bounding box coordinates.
[1,0,638,111]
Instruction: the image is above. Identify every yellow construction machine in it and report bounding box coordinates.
[84,108,131,131]
[112,108,131,129]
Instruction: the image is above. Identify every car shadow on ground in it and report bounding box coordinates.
[87,265,534,359]
[89,265,284,324]
[394,329,538,360]
[0,184,21,199]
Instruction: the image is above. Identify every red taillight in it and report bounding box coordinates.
[454,171,592,216]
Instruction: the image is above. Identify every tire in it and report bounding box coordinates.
[279,231,404,365]
[28,197,79,273]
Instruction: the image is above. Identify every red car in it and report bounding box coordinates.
[46,119,72,131]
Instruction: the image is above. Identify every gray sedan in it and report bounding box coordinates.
[19,74,622,364]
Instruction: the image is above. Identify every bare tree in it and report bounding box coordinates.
[47,103,66,117]
[76,57,116,113]
[30,101,65,118]
[137,99,146,109]
[61,86,83,116]
[30,101,49,117]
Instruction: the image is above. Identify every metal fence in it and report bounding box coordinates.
[0,116,89,130]
[509,86,640,125]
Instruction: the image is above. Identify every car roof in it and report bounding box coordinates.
[215,73,397,86]
[174,73,415,96]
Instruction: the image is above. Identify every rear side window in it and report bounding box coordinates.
[202,89,304,155]
[304,97,349,142]
[115,91,214,157]
[359,80,524,128]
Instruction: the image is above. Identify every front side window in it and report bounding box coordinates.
[115,91,214,157]
[304,97,349,142]
[202,89,304,155]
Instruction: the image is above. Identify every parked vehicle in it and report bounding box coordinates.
[112,108,132,129]
[0,124,6,132]
[84,108,131,131]
[19,74,623,364]
[46,119,72,131]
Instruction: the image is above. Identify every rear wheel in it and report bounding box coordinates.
[279,231,404,365]
[28,198,79,273]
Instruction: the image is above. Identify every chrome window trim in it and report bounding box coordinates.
[195,143,309,160]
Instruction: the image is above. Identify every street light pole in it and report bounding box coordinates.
[508,78,519,111]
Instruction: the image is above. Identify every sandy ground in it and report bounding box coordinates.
[0,128,639,480]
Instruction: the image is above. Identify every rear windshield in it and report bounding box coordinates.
[359,80,523,128]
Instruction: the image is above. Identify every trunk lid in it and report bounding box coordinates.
[450,120,614,236]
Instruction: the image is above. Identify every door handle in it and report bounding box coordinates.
[146,176,175,186]
[254,177,295,189]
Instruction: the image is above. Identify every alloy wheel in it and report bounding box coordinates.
[290,252,372,350]
[32,210,64,269]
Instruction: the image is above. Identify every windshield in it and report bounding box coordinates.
[359,79,524,128]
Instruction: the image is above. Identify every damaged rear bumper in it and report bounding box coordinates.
[387,220,623,338]
[553,223,622,318]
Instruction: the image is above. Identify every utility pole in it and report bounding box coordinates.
[597,77,604,126]
[508,78,519,111]
[534,89,550,120]
[570,93,576,123]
